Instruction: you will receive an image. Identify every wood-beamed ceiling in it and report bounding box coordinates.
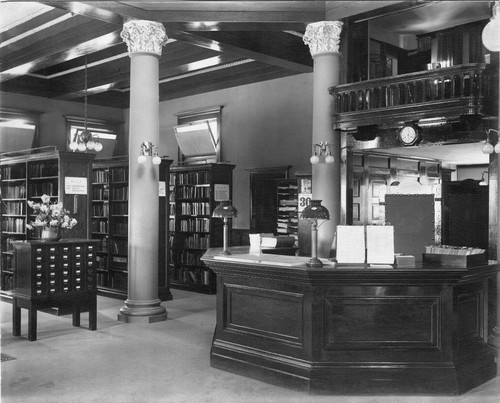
[0,1,491,109]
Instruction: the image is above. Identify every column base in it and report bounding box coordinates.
[488,327,500,371]
[117,298,167,323]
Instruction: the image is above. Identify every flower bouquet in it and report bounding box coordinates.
[26,194,77,240]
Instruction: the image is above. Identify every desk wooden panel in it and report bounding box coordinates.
[202,248,498,395]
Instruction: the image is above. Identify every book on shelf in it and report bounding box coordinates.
[261,235,296,248]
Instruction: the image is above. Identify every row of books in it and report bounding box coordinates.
[169,267,211,285]
[29,181,57,197]
[92,204,109,216]
[2,217,25,233]
[2,184,26,198]
[97,271,127,290]
[179,218,210,232]
[178,233,209,249]
[110,168,128,182]
[92,220,108,233]
[1,166,26,180]
[3,201,26,215]
[92,187,109,200]
[178,250,205,266]
[111,187,128,201]
[28,162,58,177]
[424,245,485,255]
[176,185,210,199]
[93,169,110,183]
[110,203,128,215]
[177,171,211,185]
[179,202,211,215]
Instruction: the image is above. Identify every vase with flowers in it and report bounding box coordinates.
[26,194,78,241]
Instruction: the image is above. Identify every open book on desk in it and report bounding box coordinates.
[335,225,394,265]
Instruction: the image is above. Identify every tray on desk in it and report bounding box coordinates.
[423,253,487,268]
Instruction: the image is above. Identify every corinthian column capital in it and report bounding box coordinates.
[303,21,343,57]
[121,20,168,57]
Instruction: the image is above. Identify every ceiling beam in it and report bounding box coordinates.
[166,29,312,73]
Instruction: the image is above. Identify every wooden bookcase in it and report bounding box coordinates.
[91,157,172,300]
[0,149,94,293]
[276,179,299,237]
[169,163,234,294]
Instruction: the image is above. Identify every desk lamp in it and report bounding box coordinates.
[300,200,330,267]
[212,201,238,255]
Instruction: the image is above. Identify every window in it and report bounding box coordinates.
[174,106,222,164]
[66,116,119,159]
[0,109,39,154]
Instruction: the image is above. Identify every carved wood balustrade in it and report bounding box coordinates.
[329,63,494,132]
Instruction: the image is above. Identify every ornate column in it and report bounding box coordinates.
[303,21,343,258]
[482,1,500,370]
[118,20,168,323]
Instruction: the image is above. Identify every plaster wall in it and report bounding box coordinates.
[125,73,315,229]
[2,72,315,230]
[0,91,125,153]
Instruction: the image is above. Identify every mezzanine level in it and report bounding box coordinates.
[330,63,495,132]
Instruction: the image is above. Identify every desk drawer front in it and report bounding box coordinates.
[14,241,98,297]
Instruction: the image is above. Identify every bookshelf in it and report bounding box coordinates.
[169,163,234,294]
[276,179,299,237]
[91,157,173,300]
[0,149,94,293]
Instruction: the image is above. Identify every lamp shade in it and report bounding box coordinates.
[482,2,500,52]
[212,200,238,218]
[300,200,330,220]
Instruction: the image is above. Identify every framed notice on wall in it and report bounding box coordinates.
[65,177,87,195]
[214,184,230,201]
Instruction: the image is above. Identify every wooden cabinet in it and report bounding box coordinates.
[11,239,99,341]
[1,149,94,293]
[169,163,234,294]
[91,157,172,300]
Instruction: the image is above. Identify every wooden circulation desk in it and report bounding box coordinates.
[202,247,499,395]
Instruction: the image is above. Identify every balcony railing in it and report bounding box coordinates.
[329,63,493,131]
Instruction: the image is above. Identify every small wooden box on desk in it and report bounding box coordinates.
[11,239,99,341]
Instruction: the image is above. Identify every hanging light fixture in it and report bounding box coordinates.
[69,56,103,153]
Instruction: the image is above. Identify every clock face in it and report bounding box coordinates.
[399,125,419,145]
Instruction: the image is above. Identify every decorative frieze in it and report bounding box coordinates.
[121,20,168,57]
[303,21,343,57]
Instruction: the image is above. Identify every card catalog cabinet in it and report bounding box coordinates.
[12,239,99,298]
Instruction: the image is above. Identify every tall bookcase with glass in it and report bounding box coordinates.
[1,149,94,293]
[169,163,234,294]
[91,157,172,300]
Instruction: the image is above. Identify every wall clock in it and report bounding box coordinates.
[398,124,422,146]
